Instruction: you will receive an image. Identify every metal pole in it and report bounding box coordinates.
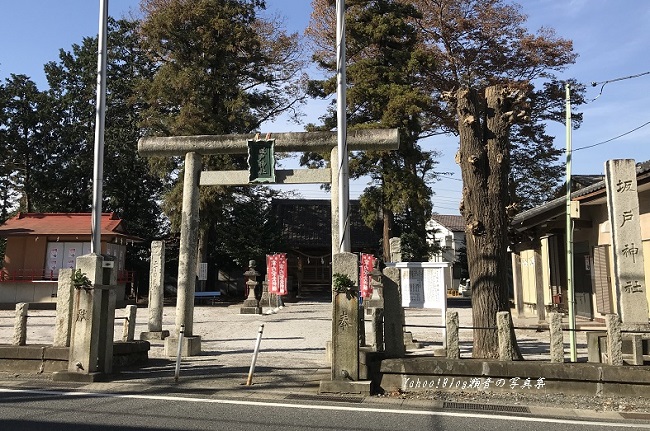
[174,324,184,382]
[91,0,108,254]
[565,83,577,362]
[245,324,265,386]
[336,0,350,253]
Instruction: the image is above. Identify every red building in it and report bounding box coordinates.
[0,213,138,305]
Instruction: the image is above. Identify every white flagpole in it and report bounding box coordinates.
[91,0,108,254]
[336,0,350,253]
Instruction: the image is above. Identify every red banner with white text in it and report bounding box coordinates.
[360,253,375,299]
[267,253,288,296]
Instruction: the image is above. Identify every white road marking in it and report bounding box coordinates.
[0,388,649,429]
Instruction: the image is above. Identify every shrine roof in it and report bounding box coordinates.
[0,212,138,240]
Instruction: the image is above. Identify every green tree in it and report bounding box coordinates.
[0,74,49,213]
[138,0,307,272]
[410,0,584,357]
[307,0,442,261]
[42,18,164,240]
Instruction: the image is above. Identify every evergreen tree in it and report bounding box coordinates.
[137,0,307,271]
[307,0,442,261]
[0,74,50,214]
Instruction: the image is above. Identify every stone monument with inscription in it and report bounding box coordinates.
[605,159,649,324]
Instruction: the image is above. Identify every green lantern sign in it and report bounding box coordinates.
[247,139,276,183]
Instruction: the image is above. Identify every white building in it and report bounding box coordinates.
[426,215,466,290]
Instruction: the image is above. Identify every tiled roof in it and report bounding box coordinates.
[512,159,650,229]
[0,212,132,238]
[430,215,465,232]
[272,199,380,251]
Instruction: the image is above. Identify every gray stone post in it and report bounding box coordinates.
[446,311,460,359]
[122,305,137,342]
[497,311,514,361]
[605,159,649,324]
[606,313,623,366]
[68,254,107,374]
[148,240,165,332]
[330,252,359,380]
[13,303,28,346]
[388,237,401,263]
[549,311,564,363]
[330,147,340,258]
[382,266,406,358]
[54,268,75,347]
[175,151,202,337]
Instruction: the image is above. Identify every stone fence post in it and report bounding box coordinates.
[497,311,514,361]
[381,266,406,358]
[122,305,138,342]
[606,313,623,366]
[446,311,460,359]
[548,312,564,363]
[54,268,75,347]
[13,303,28,346]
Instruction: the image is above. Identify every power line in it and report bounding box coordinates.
[572,120,650,152]
[590,70,650,102]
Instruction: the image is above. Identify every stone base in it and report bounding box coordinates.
[164,335,201,357]
[52,370,109,383]
[240,306,262,315]
[404,331,423,350]
[140,330,170,341]
[319,380,371,396]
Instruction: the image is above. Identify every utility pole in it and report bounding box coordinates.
[565,83,577,362]
[336,0,350,253]
[91,0,108,254]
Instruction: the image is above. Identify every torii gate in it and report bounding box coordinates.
[138,130,399,358]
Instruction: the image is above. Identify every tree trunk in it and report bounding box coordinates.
[457,85,516,359]
[382,207,394,261]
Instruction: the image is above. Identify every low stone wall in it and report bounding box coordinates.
[0,341,150,374]
[374,356,650,398]
[0,282,58,304]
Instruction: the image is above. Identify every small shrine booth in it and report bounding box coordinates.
[0,212,137,305]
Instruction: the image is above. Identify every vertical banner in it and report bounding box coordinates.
[360,254,375,298]
[267,254,279,294]
[266,254,288,296]
[278,253,288,296]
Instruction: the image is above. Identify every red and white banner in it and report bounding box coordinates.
[360,253,375,299]
[267,253,288,296]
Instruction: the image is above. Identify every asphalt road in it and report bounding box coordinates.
[1,387,649,431]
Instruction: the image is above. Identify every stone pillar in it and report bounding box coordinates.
[549,311,564,363]
[446,311,460,359]
[13,303,28,346]
[148,241,165,332]
[54,268,75,347]
[388,237,401,263]
[606,313,623,366]
[165,152,202,357]
[330,147,340,258]
[497,311,514,361]
[605,159,649,324]
[175,151,202,338]
[511,251,524,318]
[382,266,406,358]
[240,260,261,314]
[60,254,117,377]
[122,305,137,342]
[330,252,359,380]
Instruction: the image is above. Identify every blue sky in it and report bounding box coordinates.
[1,1,649,215]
